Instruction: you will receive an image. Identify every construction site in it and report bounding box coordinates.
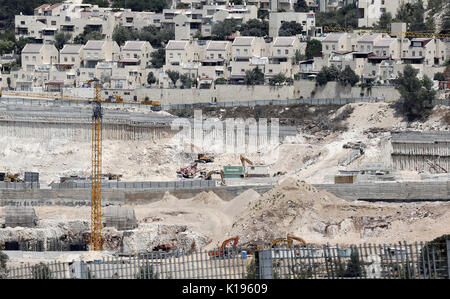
[0,91,449,278]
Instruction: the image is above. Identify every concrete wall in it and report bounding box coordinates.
[133,80,401,104]
[314,181,450,202]
[293,80,401,102]
[135,85,296,104]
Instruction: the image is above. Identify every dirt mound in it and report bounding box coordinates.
[190,191,224,206]
[229,178,450,246]
[224,189,261,219]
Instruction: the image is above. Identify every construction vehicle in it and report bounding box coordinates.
[2,173,22,182]
[184,142,215,163]
[200,170,225,185]
[240,154,253,177]
[270,234,307,248]
[142,98,162,111]
[286,234,307,247]
[176,162,198,178]
[105,95,123,103]
[208,236,240,258]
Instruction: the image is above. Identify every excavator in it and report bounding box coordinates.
[176,162,198,178]
[240,154,253,177]
[201,170,225,186]
[208,236,240,258]
[184,142,215,163]
[3,173,22,183]
[270,234,307,248]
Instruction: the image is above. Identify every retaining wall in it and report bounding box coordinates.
[313,181,450,201]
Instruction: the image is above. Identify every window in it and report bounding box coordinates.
[25,56,29,61]
[361,45,364,51]
[21,21,25,25]
[285,50,288,54]
[244,49,248,53]
[241,69,244,72]
[218,53,222,58]
[419,51,422,56]
[71,57,75,62]
[325,45,329,50]
[269,69,272,73]
[169,53,173,58]
[51,21,56,25]
[332,45,335,50]
[210,53,214,59]
[64,57,68,62]
[277,49,281,54]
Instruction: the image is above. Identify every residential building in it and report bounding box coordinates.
[120,41,154,70]
[269,11,316,38]
[21,43,59,72]
[230,36,267,81]
[266,36,301,78]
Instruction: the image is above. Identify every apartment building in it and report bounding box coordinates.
[60,44,84,68]
[269,11,316,37]
[266,36,301,78]
[16,1,120,44]
[230,36,267,81]
[82,40,120,68]
[120,41,154,70]
[21,44,59,72]
[357,0,428,28]
[321,32,357,56]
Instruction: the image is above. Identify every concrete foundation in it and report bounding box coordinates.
[4,206,38,228]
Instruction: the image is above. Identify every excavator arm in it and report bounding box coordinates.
[286,234,307,247]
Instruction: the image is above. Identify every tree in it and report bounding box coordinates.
[316,65,339,86]
[294,0,309,13]
[6,77,11,89]
[338,65,359,87]
[374,12,392,30]
[257,9,269,20]
[83,0,109,6]
[239,19,268,37]
[0,39,15,55]
[269,73,287,85]
[112,25,137,46]
[180,73,194,89]
[0,248,8,279]
[278,21,303,36]
[212,19,239,40]
[73,26,103,44]
[395,0,429,31]
[136,263,159,279]
[433,72,445,81]
[139,26,174,47]
[150,49,165,68]
[305,39,322,59]
[166,70,180,87]
[112,0,168,13]
[292,49,305,65]
[244,67,265,85]
[315,4,358,28]
[54,32,72,50]
[343,246,364,277]
[32,262,52,279]
[441,4,450,34]
[147,72,156,85]
[395,64,435,121]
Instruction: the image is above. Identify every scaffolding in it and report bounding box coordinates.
[103,206,138,231]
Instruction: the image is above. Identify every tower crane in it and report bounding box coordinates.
[90,79,103,251]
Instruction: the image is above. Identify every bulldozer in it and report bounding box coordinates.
[208,236,240,259]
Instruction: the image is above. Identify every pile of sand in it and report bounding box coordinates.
[229,177,450,246]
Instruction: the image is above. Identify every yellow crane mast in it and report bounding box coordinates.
[90,83,103,251]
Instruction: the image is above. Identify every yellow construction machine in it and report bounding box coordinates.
[270,234,307,248]
[201,170,225,185]
[184,142,215,163]
[240,154,253,177]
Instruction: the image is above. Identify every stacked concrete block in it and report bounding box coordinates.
[103,206,138,231]
[5,206,38,228]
